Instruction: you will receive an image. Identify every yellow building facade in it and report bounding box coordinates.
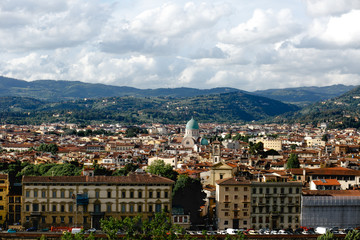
[0,174,9,226]
[22,173,174,230]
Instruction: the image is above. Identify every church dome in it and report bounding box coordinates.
[200,138,209,145]
[186,117,199,130]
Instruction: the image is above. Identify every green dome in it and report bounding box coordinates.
[200,138,209,145]
[186,117,199,130]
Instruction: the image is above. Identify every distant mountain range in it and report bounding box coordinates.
[0,92,299,125]
[0,76,355,106]
[253,85,355,107]
[0,76,359,126]
[0,76,240,101]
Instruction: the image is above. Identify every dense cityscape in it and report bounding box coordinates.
[0,118,360,238]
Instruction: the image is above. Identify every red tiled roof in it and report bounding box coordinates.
[23,173,174,185]
[216,177,251,185]
[313,179,340,186]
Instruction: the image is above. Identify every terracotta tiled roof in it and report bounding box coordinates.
[313,179,341,186]
[216,177,251,185]
[23,173,174,185]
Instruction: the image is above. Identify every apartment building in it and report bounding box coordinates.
[250,181,302,230]
[22,173,174,230]
[216,177,251,230]
[0,174,9,226]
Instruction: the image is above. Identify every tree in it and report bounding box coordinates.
[322,134,329,142]
[147,160,178,181]
[345,230,360,240]
[101,216,121,240]
[317,231,335,240]
[286,153,300,169]
[172,175,206,225]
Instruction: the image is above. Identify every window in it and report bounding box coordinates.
[26,205,30,212]
[61,190,65,198]
[52,190,57,198]
[107,204,111,212]
[234,195,238,200]
[83,216,87,224]
[52,205,56,212]
[41,216,46,224]
[220,174,224,179]
[225,212,229,216]
[234,203,238,209]
[244,203,248,208]
[9,197,13,203]
[149,205,153,212]
[69,190,73,198]
[155,204,161,213]
[149,191,153,198]
[266,188,270,194]
[243,220,247,225]
[156,191,160,198]
[289,188,293,194]
[26,216,30,222]
[26,190,30,198]
[225,203,229,208]
[288,216,292,223]
[61,216,65,223]
[69,216,73,224]
[130,191,134,198]
[244,187,248,191]
[42,205,46,212]
[130,205,134,213]
[244,195,248,201]
[69,204,73,212]
[42,190,46,198]
[138,205,142,213]
[52,216,56,224]
[121,204,126,213]
[95,191,100,199]
[296,188,300,194]
[107,191,111,198]
[252,217,256,223]
[266,217,269,223]
[225,187,229,191]
[234,187,238,191]
[259,188,263,194]
[164,191,168,198]
[273,188,277,194]
[252,188,256,194]
[122,191,126,198]
[244,212,248,216]
[281,188,284,194]
[224,220,228,225]
[33,204,39,212]
[61,205,65,212]
[138,191,142,198]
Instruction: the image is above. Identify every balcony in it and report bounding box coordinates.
[76,193,89,205]
[30,211,41,216]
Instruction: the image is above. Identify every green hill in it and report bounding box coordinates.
[0,76,241,101]
[253,84,355,107]
[0,92,299,125]
[281,85,360,128]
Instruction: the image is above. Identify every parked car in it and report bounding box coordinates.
[87,228,96,233]
[26,227,37,232]
[7,229,17,233]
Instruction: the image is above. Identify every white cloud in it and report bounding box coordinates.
[305,0,360,17]
[218,8,301,45]
[1,0,360,92]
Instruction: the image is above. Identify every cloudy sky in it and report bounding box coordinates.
[1,0,360,91]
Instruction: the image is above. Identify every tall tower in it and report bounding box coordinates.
[212,139,221,164]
